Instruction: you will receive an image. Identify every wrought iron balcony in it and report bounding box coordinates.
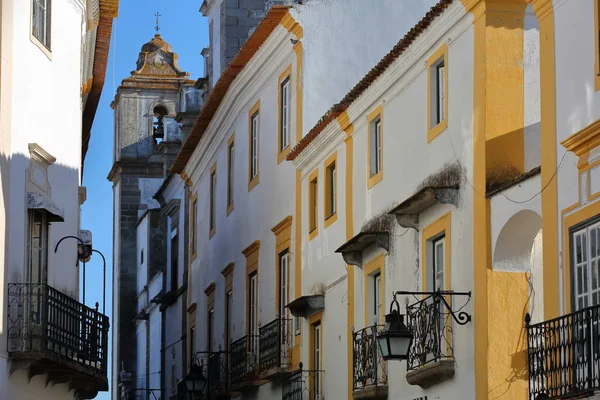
[352,324,387,399]
[282,364,325,400]
[259,317,293,378]
[191,351,231,398]
[230,334,259,389]
[405,294,455,387]
[7,283,109,397]
[526,305,600,400]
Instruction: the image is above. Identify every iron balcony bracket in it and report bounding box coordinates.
[394,290,472,325]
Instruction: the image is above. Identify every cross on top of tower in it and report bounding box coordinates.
[154,12,161,34]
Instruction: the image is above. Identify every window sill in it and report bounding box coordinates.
[30,32,52,60]
[309,227,318,242]
[427,119,447,143]
[278,145,291,164]
[227,202,234,216]
[367,171,383,189]
[324,212,337,229]
[248,175,260,192]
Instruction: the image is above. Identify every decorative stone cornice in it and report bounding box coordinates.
[529,0,553,21]
[204,282,216,296]
[28,143,56,167]
[221,262,234,277]
[242,240,261,257]
[561,118,600,158]
[281,11,303,39]
[271,216,293,235]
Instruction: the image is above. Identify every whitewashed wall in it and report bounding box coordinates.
[294,2,476,399]
[291,0,440,135]
[554,0,600,314]
[0,0,89,398]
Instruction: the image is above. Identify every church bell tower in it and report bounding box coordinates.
[108,33,194,399]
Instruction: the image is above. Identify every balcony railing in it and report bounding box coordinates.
[7,283,109,376]
[353,324,387,391]
[406,294,453,371]
[230,334,259,385]
[282,365,325,400]
[192,351,230,396]
[259,317,293,372]
[526,305,600,400]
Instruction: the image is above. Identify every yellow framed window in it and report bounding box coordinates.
[324,152,338,228]
[227,134,235,215]
[190,193,198,260]
[308,169,318,241]
[209,163,216,238]
[427,43,448,142]
[248,100,260,191]
[278,65,293,163]
[367,106,383,188]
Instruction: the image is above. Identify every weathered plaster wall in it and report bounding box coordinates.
[295,3,475,398]
[1,0,88,398]
[291,0,440,136]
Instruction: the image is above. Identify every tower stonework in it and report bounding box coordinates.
[108,34,194,399]
[200,0,271,89]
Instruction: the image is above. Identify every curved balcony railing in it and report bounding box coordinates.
[230,334,259,385]
[7,283,109,376]
[406,294,454,371]
[259,317,293,372]
[282,365,325,400]
[526,305,600,400]
[353,324,387,391]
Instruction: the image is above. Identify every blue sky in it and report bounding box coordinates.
[81,1,207,398]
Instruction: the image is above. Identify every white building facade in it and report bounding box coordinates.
[0,0,117,399]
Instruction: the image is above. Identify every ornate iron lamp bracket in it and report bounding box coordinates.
[393,290,472,325]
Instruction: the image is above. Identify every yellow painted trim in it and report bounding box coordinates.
[204,282,216,297]
[209,162,217,239]
[561,118,600,158]
[243,240,260,333]
[323,151,338,229]
[594,0,600,91]
[536,1,559,321]
[248,100,261,192]
[227,134,235,215]
[308,168,319,241]
[81,76,93,96]
[280,11,304,39]
[421,212,451,292]
[338,111,355,400]
[294,42,303,143]
[278,65,293,164]
[190,191,198,262]
[273,216,293,314]
[363,254,385,327]
[426,43,448,143]
[367,106,383,189]
[181,170,193,187]
[222,263,234,348]
[587,161,600,202]
[563,200,600,314]
[468,5,488,399]
[308,310,323,391]
[222,262,235,279]
[292,170,303,366]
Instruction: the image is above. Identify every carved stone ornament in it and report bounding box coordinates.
[131,34,190,77]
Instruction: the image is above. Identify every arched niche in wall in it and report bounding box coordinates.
[493,209,543,322]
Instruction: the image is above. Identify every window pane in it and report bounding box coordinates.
[228,143,234,205]
[281,78,290,149]
[370,120,377,177]
[437,63,445,123]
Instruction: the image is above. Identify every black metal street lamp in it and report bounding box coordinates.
[182,362,207,398]
[377,290,472,361]
[377,297,413,361]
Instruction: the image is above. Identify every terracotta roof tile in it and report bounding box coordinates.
[286,0,454,161]
[171,6,292,174]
